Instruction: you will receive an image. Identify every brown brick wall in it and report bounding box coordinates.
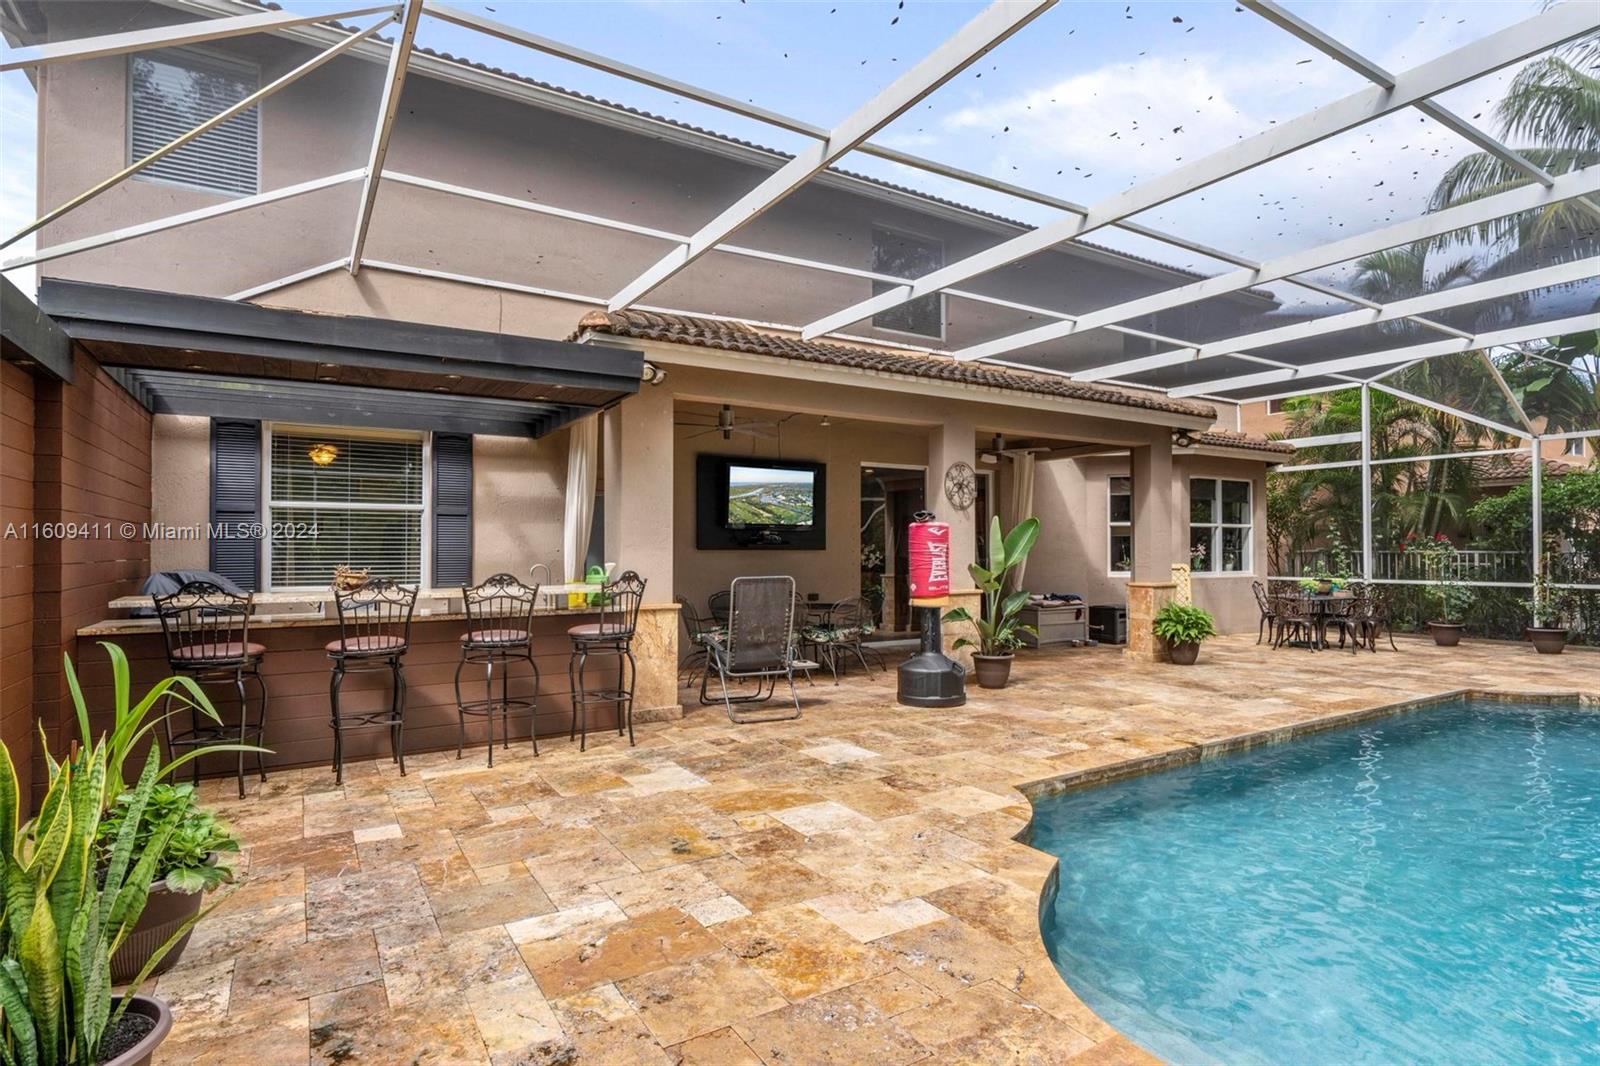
[1,362,36,801]
[30,349,152,801]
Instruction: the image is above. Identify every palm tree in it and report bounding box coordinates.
[1350,244,1477,304]
[1427,29,1600,275]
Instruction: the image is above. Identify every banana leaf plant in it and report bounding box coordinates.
[943,515,1042,656]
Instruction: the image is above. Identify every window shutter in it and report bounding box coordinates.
[210,419,262,591]
[432,434,473,589]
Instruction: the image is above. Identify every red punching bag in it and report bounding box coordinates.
[907,520,951,603]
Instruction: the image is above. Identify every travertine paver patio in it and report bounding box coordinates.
[152,635,1590,1065]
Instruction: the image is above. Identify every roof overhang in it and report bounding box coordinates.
[1,275,73,381]
[39,279,643,436]
[585,332,1218,432]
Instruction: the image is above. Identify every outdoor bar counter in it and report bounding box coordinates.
[75,596,640,773]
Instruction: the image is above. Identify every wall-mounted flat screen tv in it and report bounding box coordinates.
[696,455,827,550]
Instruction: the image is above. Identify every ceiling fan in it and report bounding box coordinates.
[677,404,780,440]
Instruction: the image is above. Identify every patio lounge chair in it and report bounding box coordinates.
[699,575,814,723]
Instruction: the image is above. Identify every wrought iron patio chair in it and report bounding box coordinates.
[801,596,880,683]
[456,573,541,767]
[675,595,718,688]
[699,575,812,723]
[1251,580,1278,645]
[1271,592,1311,649]
[1347,582,1399,652]
[707,589,732,627]
[567,570,647,750]
[153,580,268,798]
[328,578,418,784]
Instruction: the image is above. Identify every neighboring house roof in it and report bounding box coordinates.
[1470,452,1580,484]
[1193,429,1297,458]
[109,0,1277,303]
[573,308,1225,421]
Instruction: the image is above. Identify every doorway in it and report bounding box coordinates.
[860,464,925,632]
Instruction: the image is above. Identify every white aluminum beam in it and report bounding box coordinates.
[1284,432,1363,448]
[3,14,396,252]
[1531,436,1543,593]
[348,0,424,276]
[1359,384,1372,580]
[1277,445,1528,474]
[1241,0,1556,188]
[956,166,1600,364]
[1073,257,1599,383]
[1370,382,1533,440]
[799,2,1597,341]
[2,170,364,270]
[226,258,350,301]
[605,0,1056,310]
[1476,349,1535,435]
[1168,314,1600,399]
[0,4,399,72]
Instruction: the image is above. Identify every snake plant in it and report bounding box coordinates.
[0,645,255,1064]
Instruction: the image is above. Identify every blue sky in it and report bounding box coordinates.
[0,0,1560,303]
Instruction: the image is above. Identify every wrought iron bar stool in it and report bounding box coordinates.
[327,578,417,784]
[566,571,646,751]
[456,573,542,766]
[153,580,269,798]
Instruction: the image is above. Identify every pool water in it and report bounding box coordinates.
[1029,698,1600,1065]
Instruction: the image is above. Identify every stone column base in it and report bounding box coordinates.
[632,603,684,721]
[1126,581,1178,662]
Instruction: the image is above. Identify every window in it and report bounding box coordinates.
[130,50,259,195]
[1108,476,1133,575]
[1266,398,1288,414]
[1564,437,1587,457]
[1190,478,1252,573]
[267,429,425,588]
[871,227,944,338]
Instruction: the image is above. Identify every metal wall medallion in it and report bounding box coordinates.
[944,461,977,511]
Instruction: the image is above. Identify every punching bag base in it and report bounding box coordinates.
[897,605,967,708]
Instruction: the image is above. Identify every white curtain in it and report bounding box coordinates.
[1006,451,1037,590]
[562,415,600,582]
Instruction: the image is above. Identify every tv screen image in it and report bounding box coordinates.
[726,464,815,528]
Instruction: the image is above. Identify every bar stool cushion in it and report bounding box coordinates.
[326,634,407,655]
[460,628,530,645]
[567,623,630,640]
[172,641,266,662]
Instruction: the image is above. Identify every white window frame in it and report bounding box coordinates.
[1108,475,1133,577]
[127,46,262,197]
[1563,437,1586,457]
[261,423,432,591]
[869,225,946,342]
[1189,477,1253,577]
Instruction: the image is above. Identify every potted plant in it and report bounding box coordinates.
[0,731,216,1065]
[1527,570,1570,655]
[1152,602,1218,665]
[101,783,240,983]
[943,515,1041,689]
[66,643,262,987]
[1427,581,1472,646]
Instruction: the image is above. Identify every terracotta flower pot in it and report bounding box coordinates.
[110,878,204,984]
[100,995,173,1066]
[1167,641,1201,665]
[1526,626,1567,655]
[1428,622,1464,647]
[971,653,1013,689]
[1315,579,1333,595]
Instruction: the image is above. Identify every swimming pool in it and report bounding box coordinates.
[1029,696,1600,1065]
